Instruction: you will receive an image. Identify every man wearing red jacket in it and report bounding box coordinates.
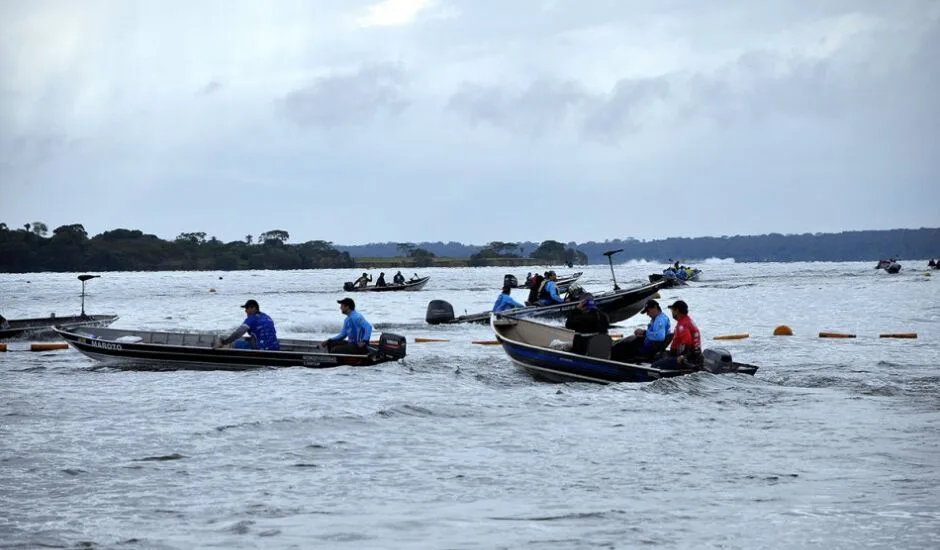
[652,300,702,370]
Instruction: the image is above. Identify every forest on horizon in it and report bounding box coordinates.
[0,222,937,273]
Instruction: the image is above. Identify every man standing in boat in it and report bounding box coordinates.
[323,297,373,355]
[652,300,702,370]
[214,299,280,350]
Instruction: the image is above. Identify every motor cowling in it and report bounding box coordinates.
[343,282,355,291]
[378,333,407,359]
[503,274,519,288]
[425,300,455,324]
[702,347,733,373]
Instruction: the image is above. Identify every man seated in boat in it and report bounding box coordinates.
[564,294,610,355]
[537,271,564,306]
[492,285,524,313]
[322,297,373,355]
[375,272,388,287]
[651,300,702,370]
[354,273,372,288]
[214,299,280,350]
[611,299,671,362]
[393,271,406,284]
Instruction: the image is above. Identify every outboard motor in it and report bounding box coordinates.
[702,347,733,373]
[343,281,355,291]
[503,274,519,288]
[425,300,456,325]
[377,333,407,359]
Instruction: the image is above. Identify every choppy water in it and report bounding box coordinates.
[1,262,938,549]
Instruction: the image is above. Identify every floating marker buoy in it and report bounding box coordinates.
[472,340,500,345]
[819,332,856,339]
[414,337,449,343]
[209,288,216,293]
[773,325,793,336]
[31,342,69,351]
[879,333,917,339]
[0,343,7,352]
[714,333,749,340]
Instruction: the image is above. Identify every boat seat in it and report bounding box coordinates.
[151,332,167,345]
[572,333,612,359]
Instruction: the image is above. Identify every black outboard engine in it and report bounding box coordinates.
[377,333,407,359]
[503,274,518,288]
[425,300,456,324]
[343,282,355,292]
[702,348,733,373]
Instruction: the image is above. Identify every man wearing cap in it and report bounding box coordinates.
[492,285,524,313]
[323,297,373,354]
[215,299,280,350]
[611,299,671,362]
[652,300,702,370]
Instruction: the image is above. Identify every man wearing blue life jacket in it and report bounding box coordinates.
[611,299,671,362]
[493,285,524,313]
[323,297,373,355]
[537,271,564,306]
[215,299,280,350]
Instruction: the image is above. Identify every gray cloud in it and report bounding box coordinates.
[278,63,411,128]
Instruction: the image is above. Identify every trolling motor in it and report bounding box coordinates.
[602,249,623,290]
[77,274,100,318]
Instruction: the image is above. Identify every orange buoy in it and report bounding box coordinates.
[31,342,69,351]
[773,325,793,336]
[414,337,449,343]
[879,333,917,339]
[0,343,7,352]
[819,332,856,339]
[472,340,500,345]
[714,333,749,340]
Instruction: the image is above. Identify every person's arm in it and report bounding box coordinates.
[356,316,373,347]
[218,323,250,346]
[326,318,349,343]
[509,296,524,308]
[548,282,562,302]
[647,316,668,342]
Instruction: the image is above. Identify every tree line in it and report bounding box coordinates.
[1,222,936,273]
[0,223,354,272]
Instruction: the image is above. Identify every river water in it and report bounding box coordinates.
[1,261,938,549]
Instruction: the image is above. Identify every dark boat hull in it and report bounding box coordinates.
[491,316,758,384]
[344,276,430,292]
[54,326,407,371]
[0,314,119,341]
[428,281,665,325]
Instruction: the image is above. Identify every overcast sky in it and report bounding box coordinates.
[1,0,937,245]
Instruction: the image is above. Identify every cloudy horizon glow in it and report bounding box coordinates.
[1,0,937,245]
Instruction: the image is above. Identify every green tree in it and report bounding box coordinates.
[31,221,48,237]
[259,229,289,245]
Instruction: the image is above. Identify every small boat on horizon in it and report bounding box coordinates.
[0,275,119,341]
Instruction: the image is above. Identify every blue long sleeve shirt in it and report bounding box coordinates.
[493,293,524,312]
[640,312,671,354]
[329,310,373,345]
[538,281,563,306]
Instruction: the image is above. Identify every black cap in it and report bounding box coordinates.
[240,299,259,309]
[645,299,660,310]
[337,297,355,309]
[667,300,688,314]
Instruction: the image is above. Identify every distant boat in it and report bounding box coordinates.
[875,259,901,274]
[0,274,118,341]
[426,281,665,325]
[342,276,430,292]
